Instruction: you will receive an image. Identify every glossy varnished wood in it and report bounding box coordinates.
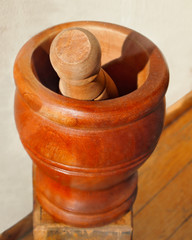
[14,21,169,227]
[2,92,192,239]
[33,194,133,240]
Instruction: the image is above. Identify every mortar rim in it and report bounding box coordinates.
[14,21,169,129]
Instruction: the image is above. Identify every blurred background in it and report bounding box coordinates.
[0,0,191,232]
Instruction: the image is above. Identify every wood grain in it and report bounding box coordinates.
[168,214,192,240]
[14,21,168,227]
[134,104,192,215]
[33,195,133,240]
[134,159,192,239]
[165,91,192,127]
[50,27,118,100]
[134,101,192,239]
[0,213,32,240]
[1,91,191,239]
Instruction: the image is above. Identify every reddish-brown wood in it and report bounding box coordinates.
[14,21,169,227]
[0,213,32,240]
[164,91,192,127]
[33,190,133,240]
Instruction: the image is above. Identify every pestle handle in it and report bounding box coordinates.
[50,27,118,100]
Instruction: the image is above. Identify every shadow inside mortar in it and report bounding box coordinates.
[31,31,155,98]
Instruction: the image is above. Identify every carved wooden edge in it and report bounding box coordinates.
[14,21,169,128]
[0,213,32,240]
[164,91,192,128]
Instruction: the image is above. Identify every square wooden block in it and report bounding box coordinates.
[33,198,133,240]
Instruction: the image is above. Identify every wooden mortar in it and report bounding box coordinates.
[14,21,169,227]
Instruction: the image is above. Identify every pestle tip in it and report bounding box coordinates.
[50,27,101,81]
[49,27,118,100]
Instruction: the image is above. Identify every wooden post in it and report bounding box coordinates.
[33,164,133,240]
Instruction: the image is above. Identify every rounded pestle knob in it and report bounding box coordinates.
[50,27,118,100]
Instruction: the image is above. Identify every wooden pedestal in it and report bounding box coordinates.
[2,92,192,240]
[33,197,133,240]
[14,21,168,228]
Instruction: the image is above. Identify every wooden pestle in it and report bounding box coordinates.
[50,27,118,100]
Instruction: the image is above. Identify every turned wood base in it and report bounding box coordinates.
[33,197,133,240]
[33,165,137,227]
